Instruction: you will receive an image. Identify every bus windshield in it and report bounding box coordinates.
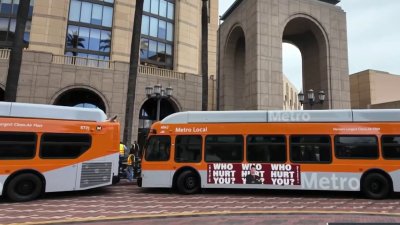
[145,136,171,161]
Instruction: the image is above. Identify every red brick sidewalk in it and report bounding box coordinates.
[59,214,400,225]
[1,180,400,225]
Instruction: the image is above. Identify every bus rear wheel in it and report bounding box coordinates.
[362,173,391,199]
[6,173,43,202]
[176,170,200,194]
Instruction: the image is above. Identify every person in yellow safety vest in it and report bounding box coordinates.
[126,149,135,182]
[119,143,128,178]
[119,143,126,156]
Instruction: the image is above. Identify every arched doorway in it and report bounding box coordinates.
[282,16,329,109]
[137,98,178,150]
[222,26,246,110]
[53,88,107,112]
[0,87,4,101]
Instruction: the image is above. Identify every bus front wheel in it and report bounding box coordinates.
[6,173,43,202]
[176,170,200,194]
[362,173,391,199]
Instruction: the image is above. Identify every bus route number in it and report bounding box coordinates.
[80,126,90,131]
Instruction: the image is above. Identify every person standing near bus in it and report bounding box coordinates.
[126,149,136,182]
[119,143,128,177]
[131,141,140,177]
[132,141,140,157]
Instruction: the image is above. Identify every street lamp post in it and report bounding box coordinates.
[298,89,326,109]
[145,84,173,121]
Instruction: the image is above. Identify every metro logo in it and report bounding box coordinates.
[269,112,311,122]
[302,173,360,191]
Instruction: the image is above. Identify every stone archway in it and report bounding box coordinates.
[283,15,329,109]
[219,0,350,110]
[53,88,107,112]
[137,97,179,149]
[221,25,246,110]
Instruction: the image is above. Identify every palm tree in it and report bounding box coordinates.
[66,31,85,56]
[123,0,144,146]
[4,0,30,102]
[99,33,111,52]
[201,0,209,111]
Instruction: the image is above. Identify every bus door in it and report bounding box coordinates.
[142,135,172,187]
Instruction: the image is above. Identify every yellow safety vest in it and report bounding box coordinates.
[127,154,134,166]
[119,144,125,156]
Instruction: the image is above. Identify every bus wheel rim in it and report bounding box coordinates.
[370,181,381,193]
[16,180,35,196]
[185,176,196,189]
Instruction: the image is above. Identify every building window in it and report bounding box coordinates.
[0,0,34,48]
[141,0,174,69]
[65,0,113,60]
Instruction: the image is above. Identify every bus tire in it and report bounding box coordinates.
[176,170,200,194]
[6,173,43,202]
[362,173,391,199]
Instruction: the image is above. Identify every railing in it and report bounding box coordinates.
[139,65,185,80]
[52,55,115,69]
[0,49,10,59]
[14,53,187,80]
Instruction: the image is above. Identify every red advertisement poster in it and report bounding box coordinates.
[207,163,301,185]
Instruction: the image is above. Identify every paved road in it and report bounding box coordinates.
[1,180,400,225]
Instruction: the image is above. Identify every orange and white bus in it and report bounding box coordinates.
[0,102,120,201]
[139,110,400,199]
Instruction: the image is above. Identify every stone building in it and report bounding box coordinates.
[283,75,301,110]
[350,70,400,109]
[0,0,219,143]
[218,0,350,110]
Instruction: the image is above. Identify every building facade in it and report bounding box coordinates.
[350,70,400,109]
[218,0,350,110]
[283,75,301,110]
[0,0,219,143]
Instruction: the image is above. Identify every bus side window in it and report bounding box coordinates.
[40,133,91,159]
[334,136,378,159]
[247,135,286,163]
[205,135,243,163]
[290,135,331,163]
[175,135,202,163]
[145,136,171,161]
[0,132,37,159]
[382,135,400,159]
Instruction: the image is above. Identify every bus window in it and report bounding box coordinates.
[205,135,243,163]
[335,136,378,159]
[290,135,331,163]
[145,136,171,161]
[0,132,36,159]
[247,135,286,163]
[382,136,400,159]
[175,135,202,163]
[40,133,92,159]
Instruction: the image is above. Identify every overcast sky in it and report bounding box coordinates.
[219,0,400,90]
